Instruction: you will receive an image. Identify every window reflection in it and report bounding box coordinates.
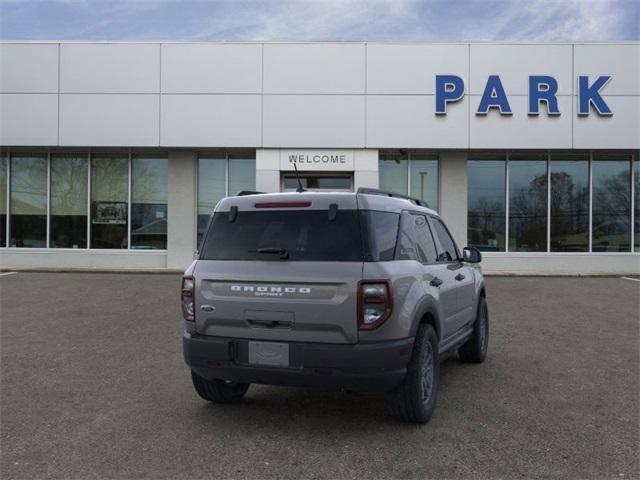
[592,155,631,252]
[10,154,47,248]
[0,155,6,247]
[468,158,506,251]
[635,158,639,251]
[50,155,88,248]
[197,154,256,248]
[550,156,589,252]
[131,156,168,249]
[379,151,408,195]
[409,155,438,210]
[91,155,128,249]
[508,155,547,252]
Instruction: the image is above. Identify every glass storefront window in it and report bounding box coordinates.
[197,155,226,248]
[131,155,168,249]
[550,154,589,252]
[0,154,6,247]
[10,154,47,248]
[508,154,548,252]
[468,157,506,252]
[50,154,88,248]
[409,154,438,211]
[592,154,631,252]
[379,151,408,196]
[634,157,639,251]
[228,153,256,196]
[91,154,128,249]
[197,153,256,247]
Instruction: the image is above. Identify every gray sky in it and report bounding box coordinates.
[0,0,638,41]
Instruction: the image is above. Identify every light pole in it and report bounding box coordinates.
[419,171,428,202]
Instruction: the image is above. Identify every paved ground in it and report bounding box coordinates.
[1,273,638,480]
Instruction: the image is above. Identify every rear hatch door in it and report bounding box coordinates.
[194,194,363,344]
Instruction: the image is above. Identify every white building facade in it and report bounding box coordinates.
[0,41,638,274]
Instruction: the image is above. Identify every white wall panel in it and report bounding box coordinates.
[367,44,468,94]
[573,96,640,149]
[263,95,364,147]
[59,94,159,146]
[469,95,573,149]
[0,44,58,93]
[470,44,573,95]
[60,43,160,93]
[161,44,261,93]
[366,95,468,148]
[161,95,261,147]
[263,43,365,94]
[574,44,640,95]
[0,94,58,145]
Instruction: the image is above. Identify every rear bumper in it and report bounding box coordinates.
[183,332,414,395]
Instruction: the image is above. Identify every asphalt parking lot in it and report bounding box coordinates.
[1,273,638,480]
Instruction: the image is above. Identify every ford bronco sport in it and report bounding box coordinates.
[182,188,488,424]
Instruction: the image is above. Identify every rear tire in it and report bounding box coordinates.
[191,371,250,403]
[387,324,439,424]
[458,296,489,363]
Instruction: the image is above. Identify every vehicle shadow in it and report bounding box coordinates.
[186,356,470,432]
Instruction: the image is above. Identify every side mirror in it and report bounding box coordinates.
[462,246,482,263]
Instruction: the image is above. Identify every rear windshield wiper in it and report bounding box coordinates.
[248,247,290,259]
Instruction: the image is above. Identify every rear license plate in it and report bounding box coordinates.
[248,341,290,367]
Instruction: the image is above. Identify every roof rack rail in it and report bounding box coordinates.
[235,190,267,196]
[357,187,430,208]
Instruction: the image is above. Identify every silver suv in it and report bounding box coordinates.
[182,188,488,424]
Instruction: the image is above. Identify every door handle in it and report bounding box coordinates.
[430,277,443,287]
[455,273,466,281]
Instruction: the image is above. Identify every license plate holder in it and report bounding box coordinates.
[248,341,290,367]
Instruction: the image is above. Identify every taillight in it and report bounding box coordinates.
[181,276,195,321]
[358,280,393,331]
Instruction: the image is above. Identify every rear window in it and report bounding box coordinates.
[200,210,364,261]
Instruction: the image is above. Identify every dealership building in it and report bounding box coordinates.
[0,41,638,274]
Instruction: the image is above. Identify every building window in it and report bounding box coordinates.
[91,154,128,249]
[550,154,589,252]
[0,154,7,247]
[468,157,506,252]
[468,150,637,253]
[635,157,639,251]
[10,154,47,248]
[508,153,548,252]
[379,151,439,210]
[131,155,168,249]
[197,151,256,247]
[50,154,88,248]
[592,153,631,252]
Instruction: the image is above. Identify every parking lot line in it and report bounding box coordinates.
[620,276,640,282]
[0,272,17,277]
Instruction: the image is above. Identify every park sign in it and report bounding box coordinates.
[435,75,613,116]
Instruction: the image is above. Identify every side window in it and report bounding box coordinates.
[397,213,420,261]
[430,217,459,262]
[397,213,438,263]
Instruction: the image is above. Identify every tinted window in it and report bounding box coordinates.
[131,156,168,250]
[592,156,631,252]
[508,157,548,252]
[91,155,128,249]
[201,210,363,262]
[361,211,399,261]
[468,159,506,251]
[550,156,589,252]
[10,154,47,248]
[50,154,88,248]
[431,217,459,262]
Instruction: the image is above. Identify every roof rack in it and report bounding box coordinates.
[357,187,430,208]
[235,190,267,196]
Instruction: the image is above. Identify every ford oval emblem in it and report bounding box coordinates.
[200,304,216,313]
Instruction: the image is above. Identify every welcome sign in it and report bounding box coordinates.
[279,150,355,171]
